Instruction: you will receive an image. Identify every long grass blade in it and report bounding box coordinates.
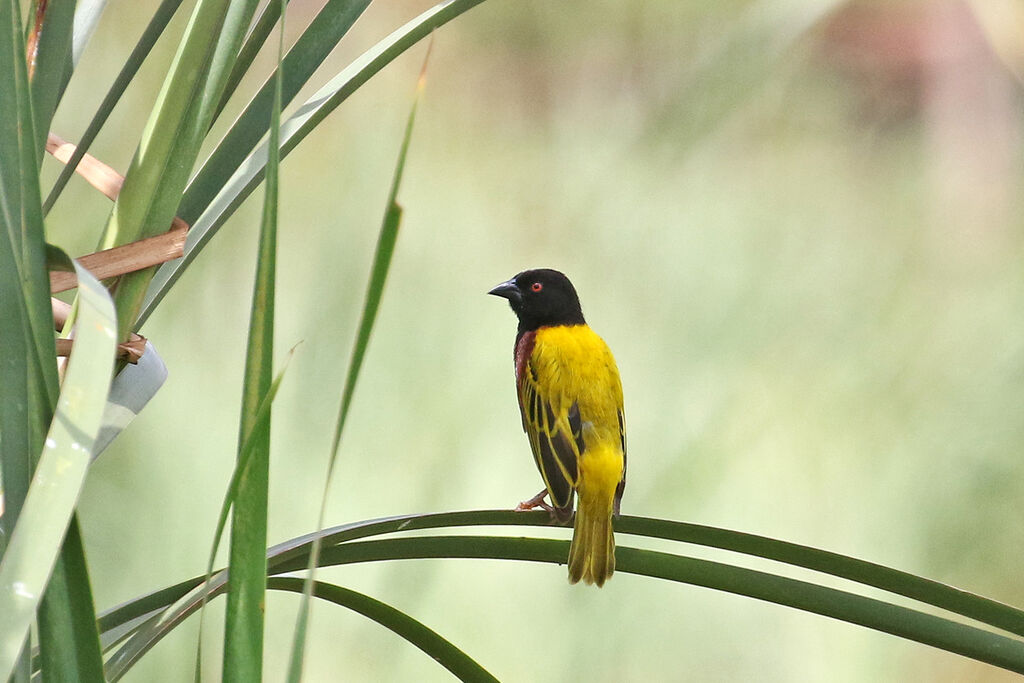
[71,0,109,66]
[27,0,76,156]
[332,40,425,456]
[284,36,429,683]
[0,1,80,678]
[180,0,370,224]
[98,576,204,644]
[101,533,1024,676]
[0,255,32,682]
[193,347,295,679]
[43,0,187,214]
[100,0,260,339]
[98,511,1024,641]
[622,516,1024,638]
[306,536,1024,675]
[98,343,296,681]
[258,511,1024,639]
[137,0,490,329]
[213,0,291,123]
[270,578,499,683]
[0,255,116,681]
[36,519,106,681]
[0,0,59,483]
[99,510,1024,677]
[48,0,110,108]
[221,2,285,676]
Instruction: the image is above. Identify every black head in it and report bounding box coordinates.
[488,268,586,333]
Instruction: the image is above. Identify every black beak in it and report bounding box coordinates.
[488,279,521,303]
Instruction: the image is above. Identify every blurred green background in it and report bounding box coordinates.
[43,0,1024,680]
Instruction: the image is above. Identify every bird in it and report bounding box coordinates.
[489,268,626,586]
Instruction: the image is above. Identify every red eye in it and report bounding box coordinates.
[531,282,543,292]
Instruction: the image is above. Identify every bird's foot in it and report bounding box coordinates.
[515,489,553,514]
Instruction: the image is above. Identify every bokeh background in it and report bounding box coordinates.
[44,0,1024,680]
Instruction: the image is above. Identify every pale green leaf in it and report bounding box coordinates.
[0,257,116,681]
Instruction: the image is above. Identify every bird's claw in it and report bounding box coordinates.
[515,489,555,515]
[515,498,553,513]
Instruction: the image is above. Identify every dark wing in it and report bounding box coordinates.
[517,357,582,516]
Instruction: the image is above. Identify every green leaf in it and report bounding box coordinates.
[43,0,187,214]
[0,0,59,497]
[270,578,499,683]
[0,2,76,678]
[70,0,109,66]
[329,41,423,454]
[136,0,491,329]
[306,536,1024,675]
[286,42,427,682]
[27,0,76,157]
[98,575,204,645]
[221,3,285,676]
[98,511,1024,677]
[100,0,260,339]
[192,347,295,680]
[103,510,1024,639]
[2,3,111,680]
[212,0,291,123]
[36,520,106,682]
[269,511,1024,638]
[618,515,1024,638]
[0,255,116,681]
[179,0,370,224]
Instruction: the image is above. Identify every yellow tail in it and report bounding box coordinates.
[567,487,615,587]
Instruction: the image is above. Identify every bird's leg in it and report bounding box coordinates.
[515,489,553,514]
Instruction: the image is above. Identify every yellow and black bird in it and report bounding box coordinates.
[489,269,626,586]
